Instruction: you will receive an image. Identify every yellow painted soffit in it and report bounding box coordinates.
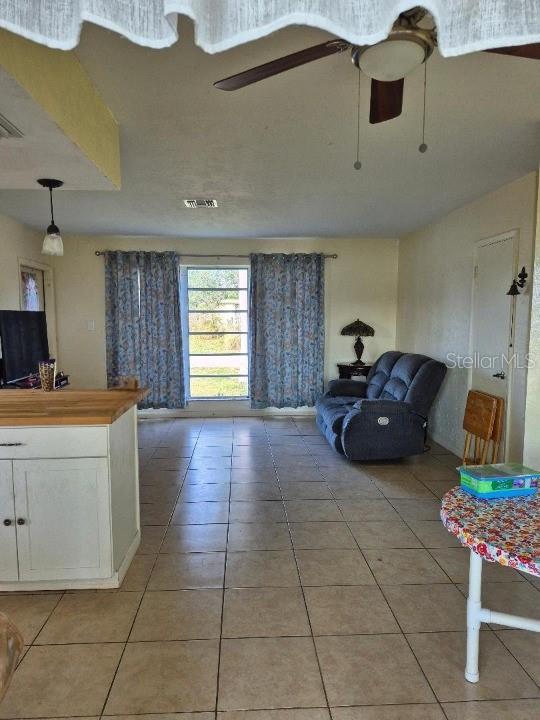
[0,29,121,189]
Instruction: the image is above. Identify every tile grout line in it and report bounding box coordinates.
[8,419,537,718]
[97,419,202,719]
[18,589,66,666]
[489,623,540,691]
[211,417,233,720]
[317,443,540,707]
[25,625,518,647]
[22,696,538,718]
[275,420,336,720]
[135,420,540,709]
[305,431,449,716]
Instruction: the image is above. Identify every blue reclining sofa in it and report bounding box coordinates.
[316,351,447,461]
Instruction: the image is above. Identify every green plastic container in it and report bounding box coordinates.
[459,463,539,499]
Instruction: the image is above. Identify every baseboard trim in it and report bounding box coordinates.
[138,408,317,419]
[0,531,141,592]
[116,530,141,586]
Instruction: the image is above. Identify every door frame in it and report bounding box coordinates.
[17,257,58,359]
[469,228,519,460]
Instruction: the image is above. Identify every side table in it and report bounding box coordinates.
[337,362,372,380]
[441,486,540,683]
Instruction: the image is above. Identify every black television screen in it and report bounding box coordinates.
[0,310,49,383]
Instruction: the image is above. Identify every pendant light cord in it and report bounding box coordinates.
[354,69,362,169]
[419,61,428,153]
[49,187,55,224]
[422,61,427,143]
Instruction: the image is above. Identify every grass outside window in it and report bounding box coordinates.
[186,267,249,399]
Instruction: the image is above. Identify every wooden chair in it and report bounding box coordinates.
[0,613,23,703]
[462,390,498,466]
[114,376,140,390]
[478,392,505,463]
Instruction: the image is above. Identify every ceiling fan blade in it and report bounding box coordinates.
[214,39,349,90]
[369,78,404,124]
[484,43,540,60]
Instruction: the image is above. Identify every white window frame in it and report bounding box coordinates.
[180,265,250,401]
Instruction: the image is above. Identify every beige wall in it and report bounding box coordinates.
[53,235,399,412]
[523,171,540,468]
[397,173,538,458]
[0,211,42,309]
[0,211,58,356]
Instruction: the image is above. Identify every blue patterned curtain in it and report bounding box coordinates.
[249,253,325,409]
[104,251,185,409]
[104,251,140,385]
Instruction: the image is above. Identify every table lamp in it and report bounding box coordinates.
[341,319,375,365]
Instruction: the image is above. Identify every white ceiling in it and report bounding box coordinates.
[0,22,538,238]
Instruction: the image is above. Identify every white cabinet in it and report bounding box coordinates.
[13,458,111,581]
[0,426,108,459]
[0,407,140,591]
[0,460,18,581]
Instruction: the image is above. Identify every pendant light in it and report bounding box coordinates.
[37,178,64,256]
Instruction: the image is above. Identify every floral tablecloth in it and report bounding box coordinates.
[440,487,540,577]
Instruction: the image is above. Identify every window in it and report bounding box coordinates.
[185,267,249,399]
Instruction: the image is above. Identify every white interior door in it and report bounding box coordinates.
[0,460,18,581]
[471,232,516,457]
[13,458,111,581]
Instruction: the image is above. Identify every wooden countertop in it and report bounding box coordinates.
[0,389,149,426]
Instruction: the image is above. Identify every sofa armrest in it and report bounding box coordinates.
[351,399,416,414]
[325,379,368,398]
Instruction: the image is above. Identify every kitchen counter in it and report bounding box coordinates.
[0,389,144,590]
[0,388,148,426]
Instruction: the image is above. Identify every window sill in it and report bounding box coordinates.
[188,397,250,403]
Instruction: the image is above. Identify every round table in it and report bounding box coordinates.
[441,487,540,683]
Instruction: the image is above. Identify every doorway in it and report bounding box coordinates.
[20,265,46,311]
[470,231,518,460]
[17,258,58,359]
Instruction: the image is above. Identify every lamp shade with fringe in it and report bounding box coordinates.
[341,319,375,365]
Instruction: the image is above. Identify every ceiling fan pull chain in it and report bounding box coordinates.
[354,69,362,169]
[419,61,428,153]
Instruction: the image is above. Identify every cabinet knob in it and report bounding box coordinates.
[3,519,12,526]
[16,518,26,526]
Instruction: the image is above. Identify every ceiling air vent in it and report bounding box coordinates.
[0,112,23,139]
[183,199,218,208]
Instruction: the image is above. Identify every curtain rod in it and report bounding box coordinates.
[94,251,337,259]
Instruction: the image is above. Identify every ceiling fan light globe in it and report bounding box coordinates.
[359,39,425,81]
[42,231,64,256]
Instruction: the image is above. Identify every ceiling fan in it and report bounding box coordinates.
[214,7,540,124]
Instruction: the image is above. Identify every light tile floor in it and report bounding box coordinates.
[1,416,539,720]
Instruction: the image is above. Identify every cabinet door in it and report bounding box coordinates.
[13,458,112,581]
[0,461,18,581]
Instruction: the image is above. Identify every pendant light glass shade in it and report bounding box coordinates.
[38,178,64,256]
[42,223,64,256]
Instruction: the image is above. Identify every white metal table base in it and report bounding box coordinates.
[466,549,540,683]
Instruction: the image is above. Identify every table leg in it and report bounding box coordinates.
[465,549,482,683]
